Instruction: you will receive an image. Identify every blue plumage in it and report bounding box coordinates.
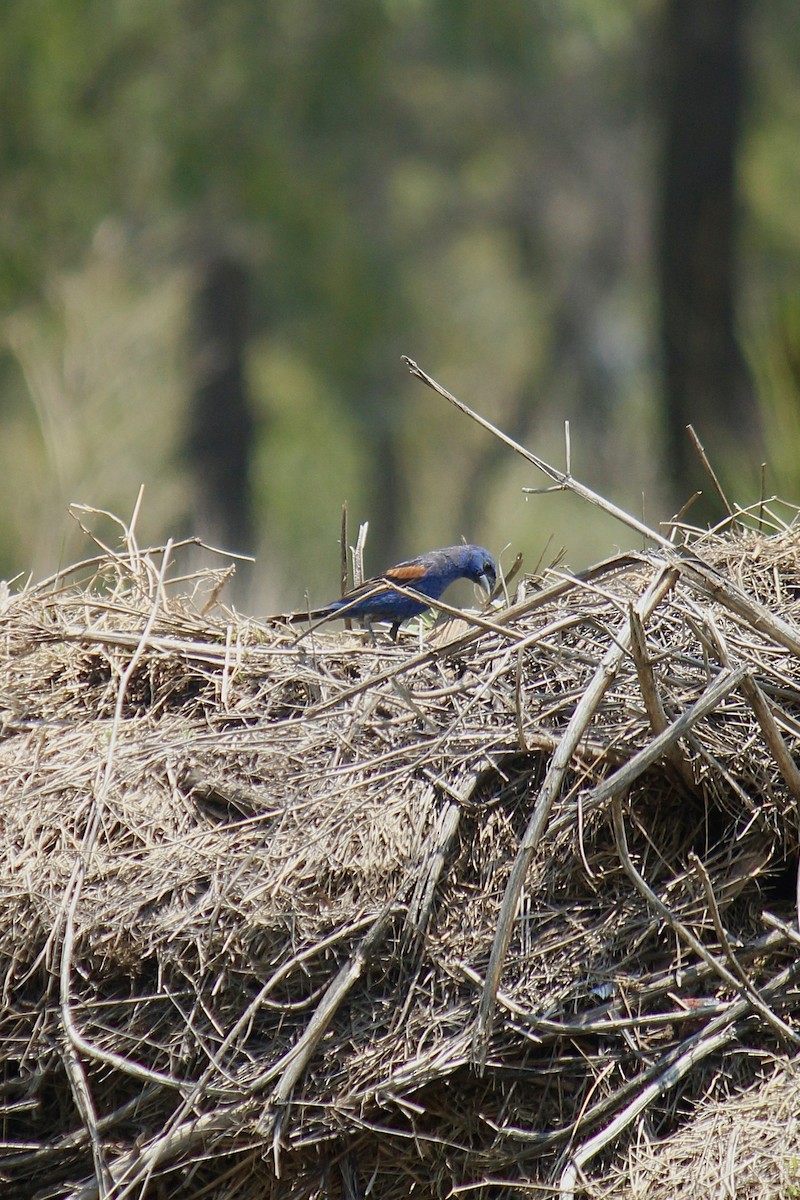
[294,544,497,638]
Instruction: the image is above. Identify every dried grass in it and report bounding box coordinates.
[612,1056,800,1199]
[4,358,800,1200]
[2,499,800,1200]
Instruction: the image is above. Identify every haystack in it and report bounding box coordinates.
[2,366,800,1199]
[2,505,800,1200]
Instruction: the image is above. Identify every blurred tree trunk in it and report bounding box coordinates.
[658,0,758,513]
[369,417,405,567]
[187,252,255,555]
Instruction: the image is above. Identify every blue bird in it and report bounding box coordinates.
[292,544,497,639]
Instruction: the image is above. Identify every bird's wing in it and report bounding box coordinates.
[332,563,427,606]
[382,562,429,584]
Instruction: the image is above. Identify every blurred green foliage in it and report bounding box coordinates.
[1,0,799,606]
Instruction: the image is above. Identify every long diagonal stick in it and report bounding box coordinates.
[403,356,672,551]
[403,357,800,659]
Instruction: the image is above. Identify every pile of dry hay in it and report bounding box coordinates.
[2,512,800,1200]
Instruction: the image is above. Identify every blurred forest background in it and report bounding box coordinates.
[1,0,799,610]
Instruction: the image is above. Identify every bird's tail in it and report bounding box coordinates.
[284,605,335,625]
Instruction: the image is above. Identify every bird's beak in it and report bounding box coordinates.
[476,572,495,599]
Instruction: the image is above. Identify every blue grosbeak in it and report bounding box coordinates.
[293,544,497,639]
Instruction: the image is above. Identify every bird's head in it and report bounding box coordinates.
[462,545,497,599]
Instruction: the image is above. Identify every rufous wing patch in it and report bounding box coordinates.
[385,563,427,582]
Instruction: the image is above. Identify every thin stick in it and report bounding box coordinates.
[628,605,697,794]
[665,490,703,542]
[758,463,767,533]
[340,502,349,596]
[686,423,734,516]
[739,672,800,803]
[340,502,352,631]
[689,852,766,997]
[58,959,110,1197]
[403,357,671,550]
[515,650,528,751]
